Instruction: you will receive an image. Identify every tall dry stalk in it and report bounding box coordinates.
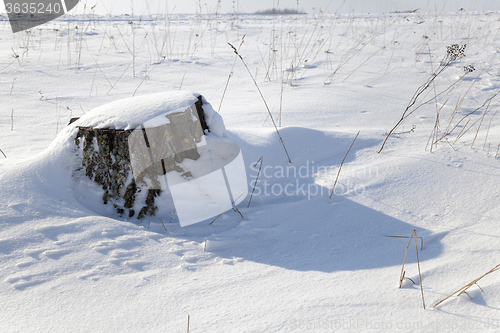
[228,42,292,163]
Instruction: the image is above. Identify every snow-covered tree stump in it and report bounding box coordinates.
[72,94,211,219]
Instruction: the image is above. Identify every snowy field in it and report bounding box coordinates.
[1,9,500,332]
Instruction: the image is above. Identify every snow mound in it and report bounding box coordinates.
[5,92,231,223]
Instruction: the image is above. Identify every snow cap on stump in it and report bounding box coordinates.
[73,91,226,137]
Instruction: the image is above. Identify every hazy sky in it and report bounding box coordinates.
[1,0,500,15]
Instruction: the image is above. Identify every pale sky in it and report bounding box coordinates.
[1,0,500,15]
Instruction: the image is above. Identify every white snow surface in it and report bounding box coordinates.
[1,11,500,333]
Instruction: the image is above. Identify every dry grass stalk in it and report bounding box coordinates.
[219,37,244,112]
[324,31,381,84]
[210,192,246,225]
[426,100,447,152]
[447,83,500,145]
[9,78,15,95]
[108,59,134,95]
[133,62,160,96]
[399,232,413,288]
[384,235,424,250]
[90,55,113,89]
[89,61,98,97]
[432,263,500,309]
[379,44,468,153]
[442,91,462,136]
[483,110,498,151]
[453,118,471,144]
[0,149,6,158]
[415,230,426,309]
[398,230,426,309]
[187,314,190,333]
[0,60,16,72]
[330,131,360,199]
[179,70,186,91]
[228,42,292,163]
[248,157,263,208]
[470,101,490,149]
[438,65,484,142]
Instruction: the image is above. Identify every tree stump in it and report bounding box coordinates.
[73,95,209,219]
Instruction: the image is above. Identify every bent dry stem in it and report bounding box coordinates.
[398,230,425,310]
[432,263,500,308]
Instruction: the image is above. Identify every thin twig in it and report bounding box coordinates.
[228,42,292,163]
[415,230,426,309]
[330,131,360,199]
[384,235,424,250]
[133,62,160,97]
[107,59,134,94]
[179,70,186,91]
[483,110,498,151]
[9,78,15,95]
[453,119,471,144]
[248,157,263,208]
[219,37,244,112]
[90,55,113,88]
[474,282,487,300]
[0,60,16,72]
[470,100,489,149]
[210,192,246,225]
[426,100,448,152]
[89,60,98,97]
[448,83,500,143]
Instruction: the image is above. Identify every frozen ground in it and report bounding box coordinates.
[0,9,500,332]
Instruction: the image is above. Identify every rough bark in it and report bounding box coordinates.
[72,95,207,219]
